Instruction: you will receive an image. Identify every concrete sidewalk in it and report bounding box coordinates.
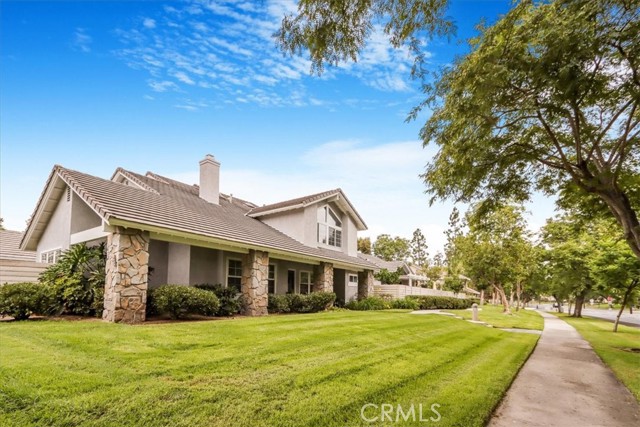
[489,311,640,427]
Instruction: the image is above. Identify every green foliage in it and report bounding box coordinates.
[374,267,402,284]
[390,298,421,310]
[39,243,106,316]
[345,296,390,311]
[267,292,336,314]
[357,237,371,254]
[443,275,464,294]
[407,295,476,310]
[0,282,54,320]
[193,284,241,317]
[373,234,410,261]
[149,285,220,319]
[410,228,429,267]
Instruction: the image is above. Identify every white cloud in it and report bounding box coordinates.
[142,18,156,29]
[72,28,92,53]
[148,80,179,92]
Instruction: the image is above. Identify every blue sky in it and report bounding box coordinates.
[1,0,557,254]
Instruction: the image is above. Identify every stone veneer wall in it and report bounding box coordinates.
[357,269,375,300]
[241,249,269,316]
[103,228,149,323]
[313,262,334,293]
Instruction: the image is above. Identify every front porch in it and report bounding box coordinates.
[98,227,375,323]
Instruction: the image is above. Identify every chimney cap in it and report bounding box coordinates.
[200,154,220,166]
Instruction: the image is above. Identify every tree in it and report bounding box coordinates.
[0,218,4,230]
[373,234,410,261]
[358,237,372,254]
[278,0,640,262]
[375,268,403,284]
[409,228,429,267]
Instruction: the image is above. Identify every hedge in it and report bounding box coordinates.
[193,284,241,317]
[407,295,478,310]
[267,292,336,314]
[0,282,54,320]
[148,285,220,319]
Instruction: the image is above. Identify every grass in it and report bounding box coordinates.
[561,315,640,401]
[444,305,544,331]
[0,311,538,427]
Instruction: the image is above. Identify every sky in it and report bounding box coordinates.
[0,0,558,254]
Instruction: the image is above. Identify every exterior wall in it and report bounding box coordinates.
[36,188,71,257]
[148,240,168,288]
[261,210,306,244]
[344,216,358,257]
[345,270,359,301]
[269,258,316,294]
[189,246,220,285]
[70,193,101,234]
[167,242,190,284]
[0,259,49,284]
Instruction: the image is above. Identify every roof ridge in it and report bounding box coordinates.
[112,168,161,194]
[55,166,113,221]
[247,188,341,215]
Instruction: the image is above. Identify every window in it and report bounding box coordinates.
[268,264,276,294]
[227,259,242,292]
[348,274,359,287]
[300,271,312,294]
[40,249,61,264]
[317,205,342,248]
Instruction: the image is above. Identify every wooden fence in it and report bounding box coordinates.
[0,259,48,284]
[374,284,470,300]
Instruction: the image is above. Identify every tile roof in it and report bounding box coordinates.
[357,253,406,272]
[24,165,376,270]
[1,230,36,261]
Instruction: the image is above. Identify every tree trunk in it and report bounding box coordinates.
[493,284,511,314]
[568,300,573,316]
[480,289,485,306]
[515,281,522,312]
[509,289,514,306]
[594,184,640,261]
[614,279,639,333]
[574,293,586,318]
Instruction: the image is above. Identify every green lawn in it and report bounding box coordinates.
[0,311,538,427]
[444,305,544,331]
[561,315,640,401]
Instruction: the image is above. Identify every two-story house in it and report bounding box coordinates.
[19,155,377,323]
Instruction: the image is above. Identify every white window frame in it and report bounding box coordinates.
[348,274,359,287]
[268,264,277,294]
[40,248,62,264]
[226,258,243,292]
[317,205,342,249]
[299,270,312,294]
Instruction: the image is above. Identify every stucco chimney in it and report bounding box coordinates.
[199,154,220,204]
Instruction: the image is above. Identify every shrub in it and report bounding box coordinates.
[39,243,106,317]
[150,285,220,319]
[407,296,476,310]
[345,296,390,311]
[267,292,336,314]
[0,282,54,320]
[194,284,241,317]
[390,298,420,310]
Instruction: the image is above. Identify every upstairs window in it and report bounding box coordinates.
[317,205,342,248]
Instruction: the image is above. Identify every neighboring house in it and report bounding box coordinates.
[0,229,48,284]
[357,253,428,287]
[19,155,377,323]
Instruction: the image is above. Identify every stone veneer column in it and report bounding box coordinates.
[103,227,149,324]
[313,262,334,293]
[357,269,375,300]
[241,250,269,316]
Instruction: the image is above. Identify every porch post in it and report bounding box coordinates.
[241,249,269,316]
[357,269,375,300]
[103,227,149,324]
[313,262,334,293]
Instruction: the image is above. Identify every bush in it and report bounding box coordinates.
[194,284,241,316]
[149,285,220,319]
[267,292,336,314]
[0,282,54,320]
[406,296,476,310]
[345,296,390,311]
[390,298,420,310]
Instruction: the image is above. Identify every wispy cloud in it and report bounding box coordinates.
[114,0,424,108]
[72,28,92,53]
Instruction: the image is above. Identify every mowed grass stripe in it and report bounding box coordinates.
[0,311,537,427]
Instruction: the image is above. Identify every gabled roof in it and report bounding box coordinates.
[21,165,376,271]
[357,252,407,272]
[1,230,36,261]
[247,188,367,230]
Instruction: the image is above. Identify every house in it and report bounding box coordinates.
[0,229,48,284]
[357,253,428,287]
[19,155,377,323]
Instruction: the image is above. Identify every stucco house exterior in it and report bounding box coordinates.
[19,155,377,323]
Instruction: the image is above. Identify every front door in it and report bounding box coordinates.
[287,270,295,293]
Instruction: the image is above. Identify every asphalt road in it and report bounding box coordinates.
[541,305,640,327]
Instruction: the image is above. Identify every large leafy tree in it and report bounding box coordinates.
[278,0,640,261]
[373,234,410,261]
[409,228,429,267]
[357,237,372,254]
